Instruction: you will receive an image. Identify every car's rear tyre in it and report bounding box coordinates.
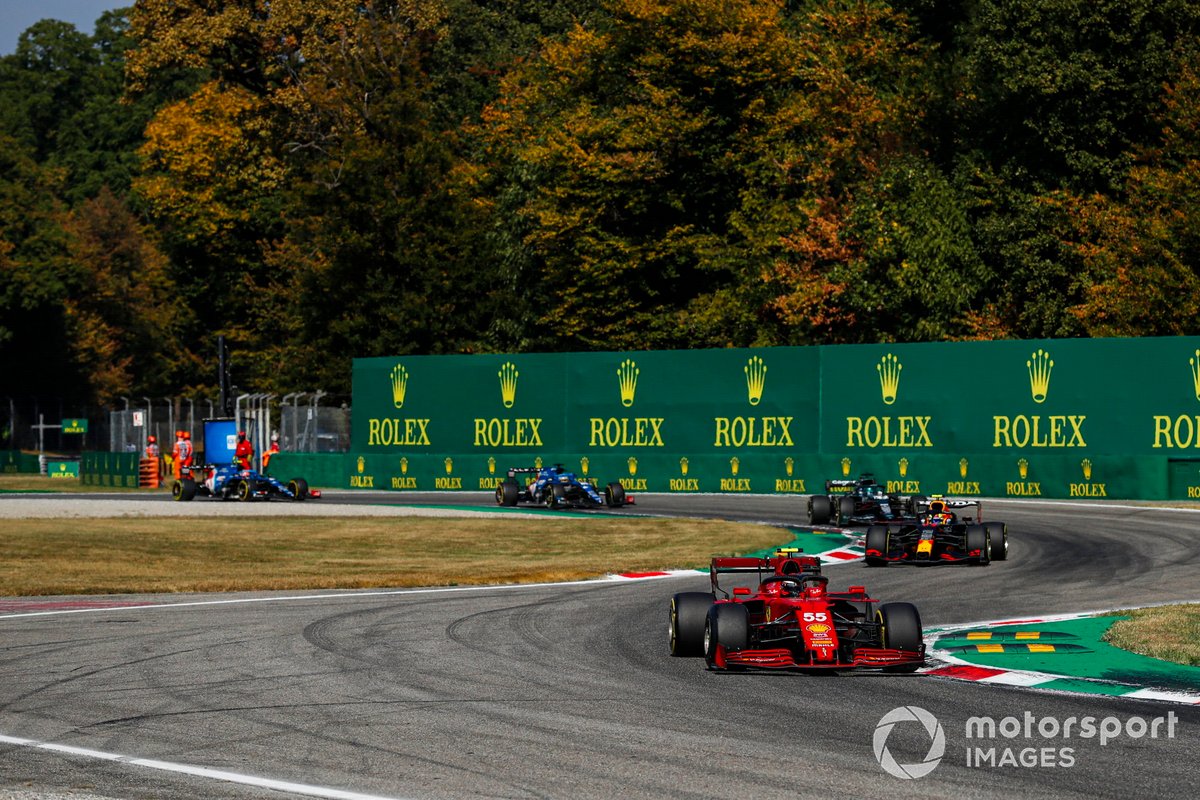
[496,479,520,506]
[234,479,252,502]
[865,525,889,567]
[704,604,750,670]
[878,602,923,672]
[985,521,1008,561]
[808,495,832,525]
[966,524,990,565]
[171,478,197,502]
[670,592,711,657]
[287,477,309,501]
[837,495,856,525]
[605,481,626,507]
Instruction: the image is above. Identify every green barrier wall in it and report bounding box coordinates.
[347,337,1200,500]
[266,453,351,488]
[0,451,42,473]
[80,452,140,488]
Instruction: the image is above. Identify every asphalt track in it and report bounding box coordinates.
[1,492,1199,799]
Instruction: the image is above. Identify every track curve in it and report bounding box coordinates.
[1,494,1198,799]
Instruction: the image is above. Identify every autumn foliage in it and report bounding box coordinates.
[1,0,1198,403]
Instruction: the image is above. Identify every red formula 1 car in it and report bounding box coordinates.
[668,550,925,672]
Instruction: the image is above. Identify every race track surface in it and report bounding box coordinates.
[1,493,1198,799]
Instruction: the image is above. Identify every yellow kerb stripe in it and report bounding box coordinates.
[966,632,992,640]
[1027,644,1056,653]
[1015,631,1041,640]
[976,644,1005,653]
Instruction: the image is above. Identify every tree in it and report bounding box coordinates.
[1060,53,1200,336]
[480,0,804,350]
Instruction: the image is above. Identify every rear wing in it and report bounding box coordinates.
[710,549,821,598]
[911,495,984,521]
[825,479,857,494]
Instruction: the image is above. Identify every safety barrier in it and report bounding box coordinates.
[138,458,161,488]
[80,452,141,488]
[1,450,42,473]
[344,336,1200,500]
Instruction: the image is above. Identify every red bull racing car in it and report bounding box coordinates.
[668,550,925,672]
[864,497,1008,566]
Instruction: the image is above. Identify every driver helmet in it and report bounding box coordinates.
[780,578,802,597]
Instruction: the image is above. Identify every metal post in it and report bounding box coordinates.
[163,398,174,445]
[142,397,152,446]
[292,393,306,451]
[311,391,326,453]
[235,394,250,434]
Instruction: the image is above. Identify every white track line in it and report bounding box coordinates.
[0,733,409,800]
[0,574,663,620]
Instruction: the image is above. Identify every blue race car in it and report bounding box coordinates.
[171,464,311,502]
[495,465,631,509]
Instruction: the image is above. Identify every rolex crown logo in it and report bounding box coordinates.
[841,457,851,477]
[618,359,639,408]
[580,457,589,475]
[680,457,689,476]
[1027,349,1053,404]
[1191,349,1200,402]
[390,364,409,409]
[444,457,453,475]
[400,457,408,475]
[488,457,496,475]
[498,362,519,408]
[356,456,365,474]
[785,456,794,477]
[628,456,638,476]
[744,356,767,406]
[1018,458,1029,479]
[1081,458,1092,481]
[730,456,740,476]
[959,457,969,478]
[898,457,909,478]
[877,353,902,405]
[534,456,543,469]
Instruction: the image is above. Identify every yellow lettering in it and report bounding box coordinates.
[994,416,1012,447]
[847,417,863,447]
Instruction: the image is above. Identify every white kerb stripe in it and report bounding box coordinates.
[0,733,411,800]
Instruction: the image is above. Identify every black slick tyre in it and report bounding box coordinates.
[865,525,889,567]
[704,604,749,670]
[172,478,197,502]
[605,481,626,507]
[287,477,308,500]
[670,592,711,657]
[808,495,832,525]
[497,479,520,506]
[877,602,923,673]
[985,521,1008,561]
[965,524,990,565]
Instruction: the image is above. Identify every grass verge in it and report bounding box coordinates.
[1103,604,1200,667]
[0,473,156,494]
[0,516,784,596]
